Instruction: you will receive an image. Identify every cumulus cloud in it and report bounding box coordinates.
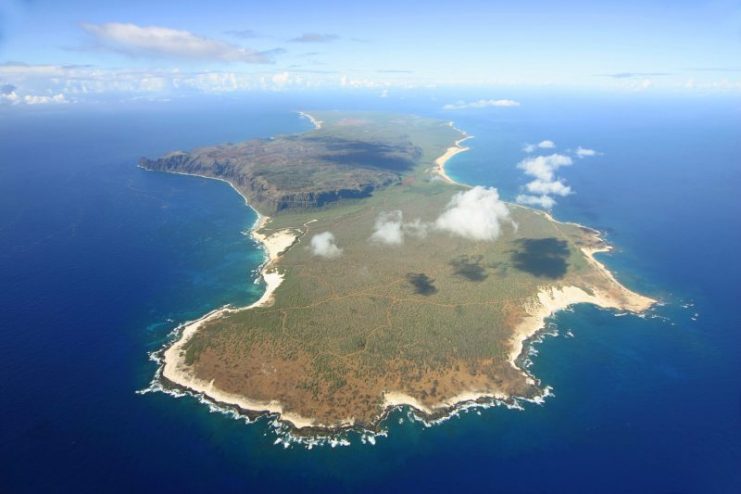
[290,33,339,43]
[518,153,573,182]
[0,62,326,101]
[575,146,598,158]
[0,90,18,104]
[370,211,404,245]
[81,22,275,63]
[523,139,556,153]
[310,232,343,259]
[434,186,511,241]
[515,144,599,209]
[369,211,429,245]
[23,93,67,105]
[403,218,429,239]
[516,153,574,209]
[443,99,520,110]
[525,178,572,196]
[516,194,556,209]
[0,84,67,105]
[0,61,466,101]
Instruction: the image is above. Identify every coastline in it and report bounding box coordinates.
[144,118,657,436]
[159,216,306,425]
[298,111,323,130]
[138,166,312,427]
[433,132,473,186]
[382,242,657,423]
[508,279,655,371]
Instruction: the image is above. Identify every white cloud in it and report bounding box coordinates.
[23,93,67,105]
[0,90,19,105]
[310,232,343,259]
[435,186,511,241]
[517,147,596,208]
[517,153,573,182]
[81,23,273,63]
[516,194,556,209]
[0,85,68,105]
[370,211,404,245]
[271,71,290,85]
[403,218,429,239]
[523,139,556,153]
[0,63,321,101]
[369,211,430,245]
[443,99,520,110]
[516,153,575,209]
[575,146,598,158]
[525,178,572,196]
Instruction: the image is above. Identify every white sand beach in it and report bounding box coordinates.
[508,268,655,369]
[434,135,473,185]
[152,119,655,432]
[159,212,308,426]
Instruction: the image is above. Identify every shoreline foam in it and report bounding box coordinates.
[433,124,473,185]
[509,281,655,371]
[137,165,311,428]
[158,220,308,425]
[143,117,656,437]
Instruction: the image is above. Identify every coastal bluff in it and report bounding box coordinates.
[139,112,425,214]
[145,111,655,434]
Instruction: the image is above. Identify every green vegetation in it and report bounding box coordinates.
[141,111,452,213]
[151,111,637,429]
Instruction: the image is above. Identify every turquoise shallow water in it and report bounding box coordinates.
[0,92,739,492]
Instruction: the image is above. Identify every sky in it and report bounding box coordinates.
[1,0,740,105]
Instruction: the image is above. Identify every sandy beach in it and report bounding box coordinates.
[508,258,655,369]
[383,389,511,418]
[383,224,655,421]
[503,207,656,367]
[383,270,655,422]
[158,192,308,426]
[433,133,473,185]
[150,120,655,433]
[159,222,308,425]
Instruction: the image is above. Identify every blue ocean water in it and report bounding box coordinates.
[1,92,739,493]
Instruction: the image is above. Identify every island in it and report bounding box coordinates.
[140,111,654,433]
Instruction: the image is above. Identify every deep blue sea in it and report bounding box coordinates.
[1,91,739,493]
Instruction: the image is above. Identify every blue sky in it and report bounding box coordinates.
[1,0,740,105]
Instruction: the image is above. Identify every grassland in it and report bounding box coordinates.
[152,111,654,432]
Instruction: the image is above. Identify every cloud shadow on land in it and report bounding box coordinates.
[406,273,437,295]
[307,136,421,172]
[510,238,569,279]
[450,255,488,281]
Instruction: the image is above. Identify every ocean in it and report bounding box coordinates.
[1,91,739,493]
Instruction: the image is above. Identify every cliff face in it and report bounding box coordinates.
[140,153,399,214]
[140,133,414,214]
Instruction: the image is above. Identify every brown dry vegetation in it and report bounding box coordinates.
[164,112,631,428]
